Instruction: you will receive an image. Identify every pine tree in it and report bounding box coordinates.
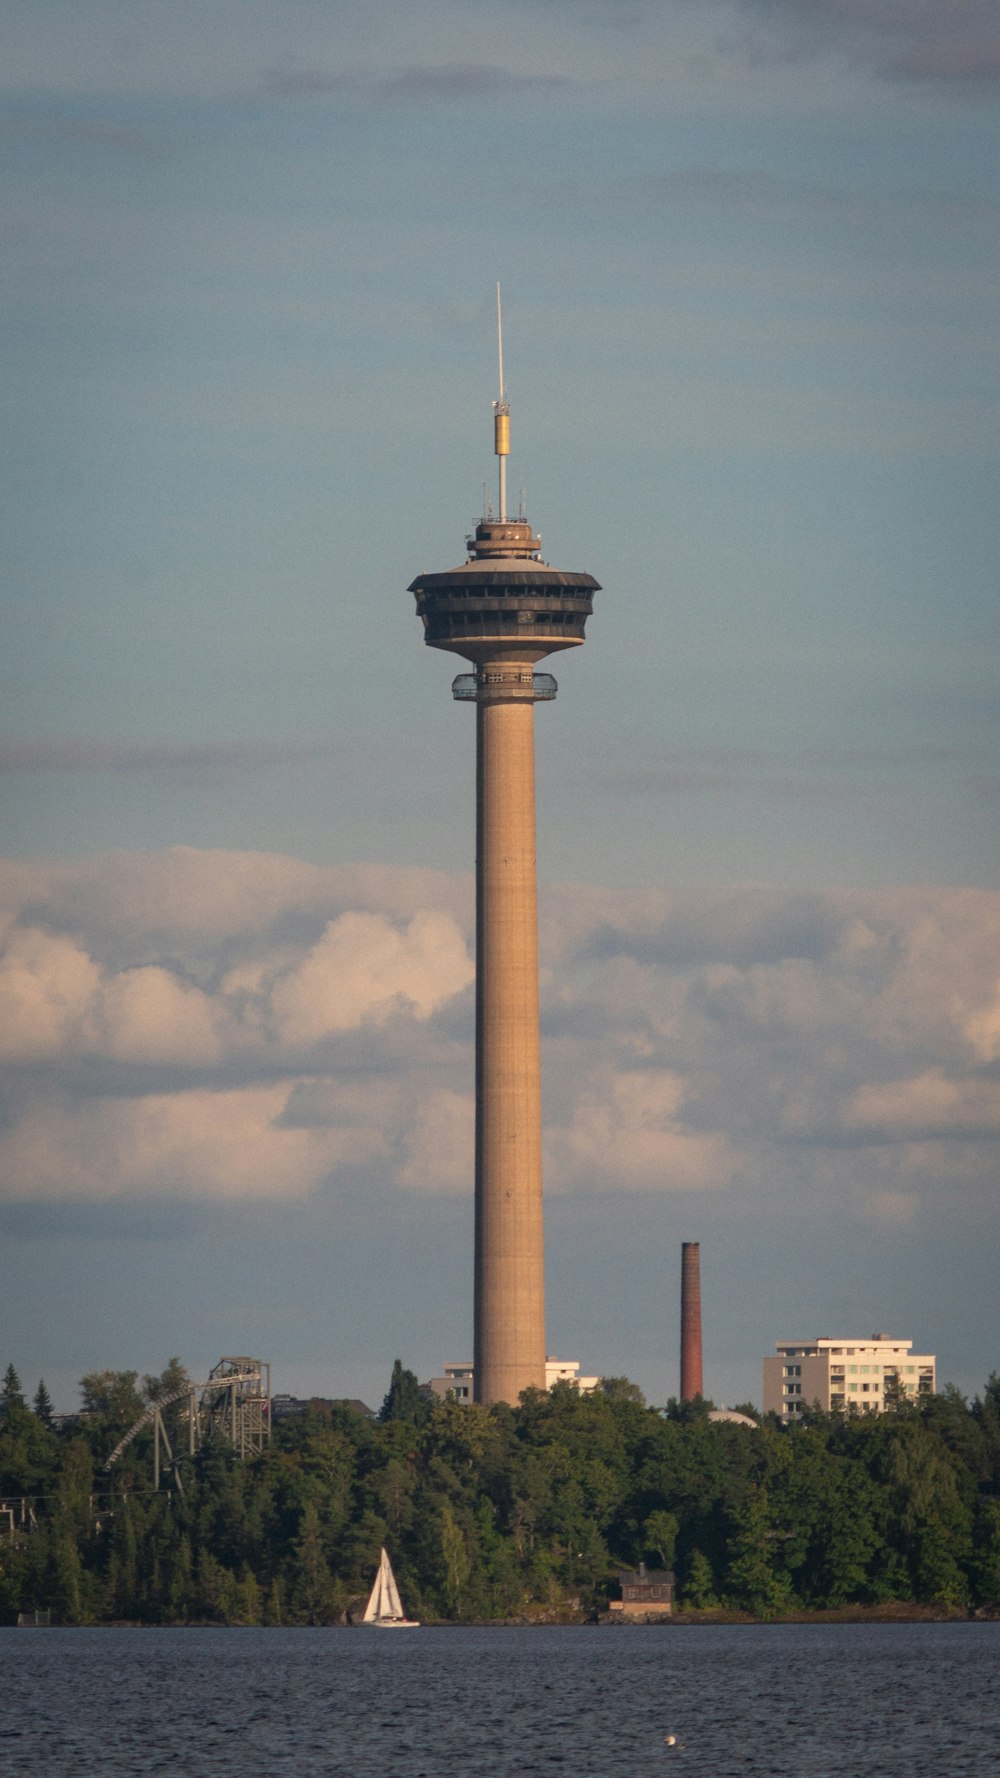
[33,1380,54,1427]
[2,1363,26,1415]
[379,1359,422,1424]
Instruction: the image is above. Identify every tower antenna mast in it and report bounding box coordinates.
[493,282,510,522]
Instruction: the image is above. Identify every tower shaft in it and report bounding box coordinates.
[680,1241,703,1402]
[474,672,546,1404]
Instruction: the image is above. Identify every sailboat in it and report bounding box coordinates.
[362,1547,420,1628]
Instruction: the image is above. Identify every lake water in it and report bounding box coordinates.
[3,1622,998,1777]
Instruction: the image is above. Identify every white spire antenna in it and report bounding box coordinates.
[493,281,510,522]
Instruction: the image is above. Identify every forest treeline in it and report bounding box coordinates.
[2,1360,999,1624]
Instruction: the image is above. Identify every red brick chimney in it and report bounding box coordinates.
[680,1241,703,1401]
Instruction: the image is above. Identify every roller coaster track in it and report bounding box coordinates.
[105,1370,261,1470]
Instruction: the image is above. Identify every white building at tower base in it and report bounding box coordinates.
[427,1358,600,1404]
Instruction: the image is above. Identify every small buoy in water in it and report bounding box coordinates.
[664,1735,684,1749]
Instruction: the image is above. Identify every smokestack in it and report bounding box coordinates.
[680,1241,703,1402]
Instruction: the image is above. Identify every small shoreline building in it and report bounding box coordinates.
[608,1561,674,1620]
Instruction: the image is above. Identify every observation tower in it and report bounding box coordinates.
[409,291,600,1405]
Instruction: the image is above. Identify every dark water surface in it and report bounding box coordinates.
[3,1622,998,1777]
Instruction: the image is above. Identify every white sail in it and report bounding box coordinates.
[381,1551,404,1619]
[362,1548,389,1621]
[361,1563,381,1623]
[361,1547,417,1627]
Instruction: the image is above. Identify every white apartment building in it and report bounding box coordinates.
[763,1334,936,1423]
[427,1358,600,1403]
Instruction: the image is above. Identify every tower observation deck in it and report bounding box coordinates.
[412,515,598,665]
[408,293,601,1406]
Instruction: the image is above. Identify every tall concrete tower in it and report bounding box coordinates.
[680,1241,704,1402]
[409,292,600,1405]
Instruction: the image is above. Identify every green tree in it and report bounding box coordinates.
[289,1499,334,1623]
[79,1370,144,1460]
[167,1533,195,1623]
[440,1501,471,1615]
[680,1547,717,1609]
[32,1380,54,1427]
[380,1360,423,1424]
[2,1364,27,1418]
[724,1487,793,1618]
[599,1377,646,1405]
[643,1509,678,1570]
[874,1419,971,1607]
[969,1500,1000,1610]
[0,1370,60,1496]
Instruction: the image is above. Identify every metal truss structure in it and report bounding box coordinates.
[105,1356,271,1491]
[199,1357,272,1460]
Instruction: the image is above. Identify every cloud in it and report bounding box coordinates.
[399,1089,474,1192]
[0,738,338,776]
[92,966,223,1065]
[845,1071,1000,1141]
[965,980,1000,1060]
[260,63,573,101]
[3,0,996,117]
[0,1085,353,1204]
[0,926,101,1061]
[0,924,222,1065]
[729,0,1000,88]
[547,1067,736,1192]
[269,909,474,1044]
[0,851,997,1238]
[0,847,471,956]
[0,4,586,104]
[0,890,472,1068]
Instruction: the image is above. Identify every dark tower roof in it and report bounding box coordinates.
[409,516,600,663]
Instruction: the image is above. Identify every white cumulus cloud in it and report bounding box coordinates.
[0,1084,356,1203]
[0,851,997,1238]
[399,1089,475,1193]
[269,909,473,1044]
[547,1068,735,1193]
[0,927,100,1060]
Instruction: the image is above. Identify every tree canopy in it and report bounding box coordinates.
[1,1362,998,1625]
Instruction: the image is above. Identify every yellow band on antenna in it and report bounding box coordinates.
[494,412,510,456]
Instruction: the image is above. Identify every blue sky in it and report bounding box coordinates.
[2,0,998,1414]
